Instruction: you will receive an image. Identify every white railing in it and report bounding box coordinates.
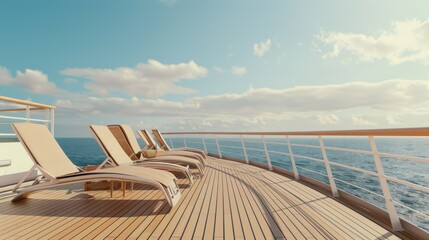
[163,128,429,233]
[0,96,55,137]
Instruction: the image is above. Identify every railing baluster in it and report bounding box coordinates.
[183,135,188,148]
[50,109,55,135]
[170,137,175,148]
[240,135,249,164]
[319,136,339,197]
[45,109,49,128]
[202,136,208,154]
[262,135,273,171]
[215,135,222,158]
[286,136,299,180]
[25,106,30,123]
[368,136,403,231]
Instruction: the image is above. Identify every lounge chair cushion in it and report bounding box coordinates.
[13,123,80,178]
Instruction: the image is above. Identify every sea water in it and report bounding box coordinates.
[57,137,429,232]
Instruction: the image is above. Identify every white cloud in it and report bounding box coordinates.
[190,79,429,115]
[55,96,201,118]
[352,116,375,126]
[0,67,13,83]
[231,66,247,76]
[61,59,207,98]
[56,79,429,119]
[318,115,340,125]
[253,38,272,57]
[0,67,60,94]
[48,78,429,135]
[47,79,429,136]
[155,116,269,132]
[317,18,429,64]
[386,115,400,125]
[213,66,224,73]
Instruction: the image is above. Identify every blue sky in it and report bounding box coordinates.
[1,0,429,137]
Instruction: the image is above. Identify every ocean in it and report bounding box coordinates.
[57,137,429,232]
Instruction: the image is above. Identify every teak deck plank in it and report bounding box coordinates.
[227,161,266,239]
[275,174,395,239]
[179,170,213,239]
[0,157,404,240]
[192,161,217,239]
[224,162,246,239]
[241,165,348,239]
[168,170,212,238]
[1,189,102,239]
[153,171,209,239]
[83,183,173,240]
[203,162,220,240]
[227,161,257,240]
[87,186,161,239]
[220,162,235,240]
[243,163,355,239]
[233,165,303,239]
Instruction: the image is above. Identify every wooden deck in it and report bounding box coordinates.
[0,157,404,239]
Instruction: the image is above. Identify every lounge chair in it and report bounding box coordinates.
[110,125,205,167]
[11,123,181,207]
[105,124,204,175]
[106,125,205,173]
[90,125,201,182]
[152,129,207,160]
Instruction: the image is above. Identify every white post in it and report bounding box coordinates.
[369,136,403,231]
[50,109,55,135]
[215,135,222,158]
[240,135,249,164]
[286,136,299,180]
[45,109,49,128]
[170,138,175,148]
[319,136,339,197]
[202,136,208,154]
[25,106,30,123]
[262,135,273,171]
[183,135,188,148]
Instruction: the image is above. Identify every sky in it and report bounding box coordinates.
[1,0,429,137]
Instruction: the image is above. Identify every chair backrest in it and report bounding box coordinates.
[12,123,79,178]
[152,129,171,151]
[108,124,141,160]
[89,125,134,166]
[137,129,158,149]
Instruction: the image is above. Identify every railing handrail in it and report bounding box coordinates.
[0,96,56,110]
[162,127,429,136]
[0,96,55,135]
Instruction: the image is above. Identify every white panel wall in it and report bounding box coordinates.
[0,142,38,187]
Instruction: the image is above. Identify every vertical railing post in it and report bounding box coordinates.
[262,135,273,171]
[25,106,30,123]
[50,109,55,135]
[183,135,188,148]
[202,136,208,154]
[369,136,403,231]
[170,137,175,148]
[45,109,49,128]
[215,135,222,158]
[318,136,339,197]
[286,136,299,180]
[240,135,249,164]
